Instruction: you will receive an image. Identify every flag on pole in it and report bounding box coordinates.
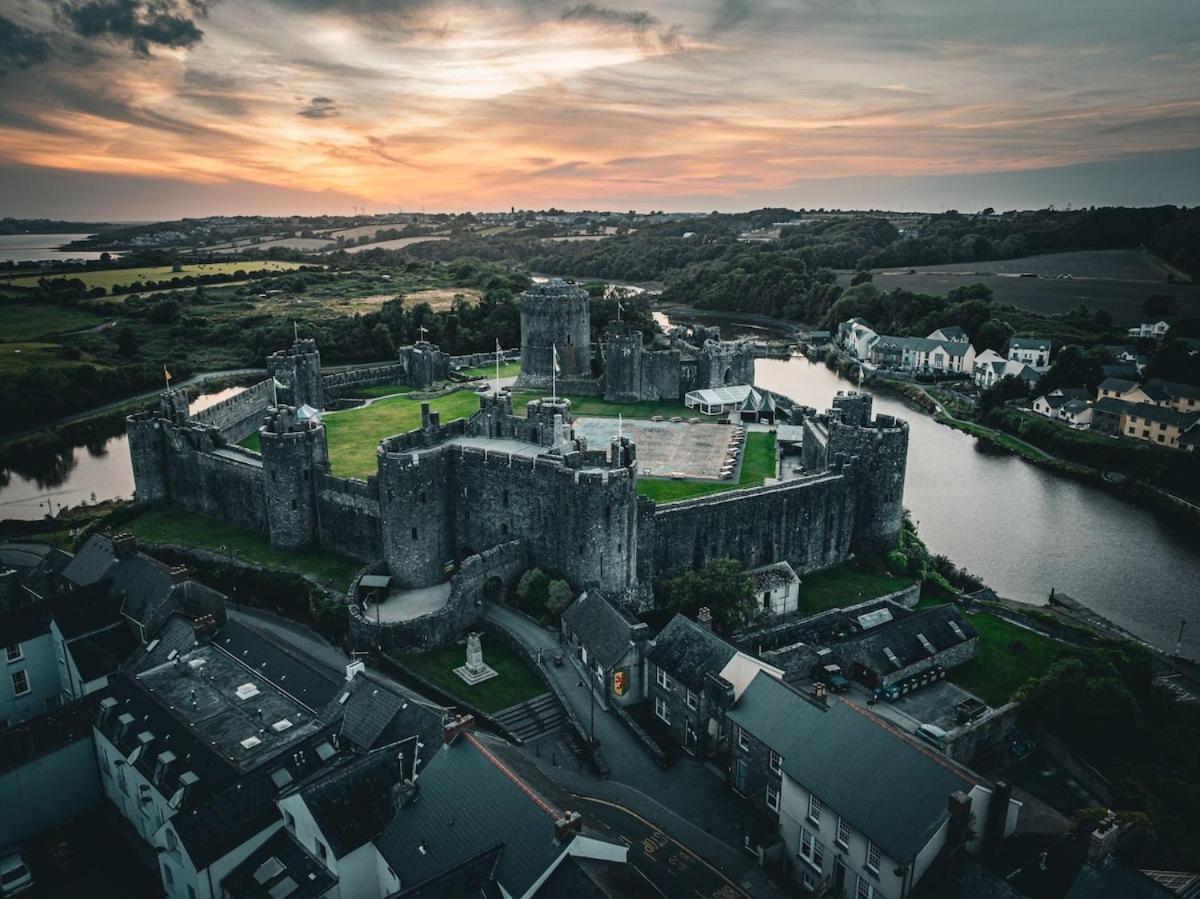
[163,365,172,389]
[419,325,428,341]
[552,344,561,374]
[271,377,286,406]
[616,299,624,322]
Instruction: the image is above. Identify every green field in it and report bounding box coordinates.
[948,611,1067,706]
[457,361,521,379]
[3,261,306,292]
[323,389,486,478]
[0,342,110,376]
[339,383,414,399]
[793,564,914,615]
[123,506,362,589]
[638,431,777,503]
[398,636,545,713]
[0,303,104,341]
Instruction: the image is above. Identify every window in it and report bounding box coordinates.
[769,750,782,774]
[655,666,670,689]
[11,670,29,696]
[807,793,822,825]
[865,840,881,874]
[836,816,850,848]
[162,863,174,888]
[856,875,878,899]
[686,690,698,710]
[314,838,327,862]
[798,826,824,870]
[411,527,418,541]
[4,644,21,663]
[766,782,780,812]
[654,697,670,725]
[737,727,750,752]
[284,809,295,831]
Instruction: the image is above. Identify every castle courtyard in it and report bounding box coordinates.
[573,416,740,480]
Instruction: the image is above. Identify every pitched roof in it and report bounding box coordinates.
[375,735,568,898]
[561,590,643,670]
[61,535,119,587]
[0,580,117,646]
[68,624,137,681]
[1097,377,1137,394]
[748,562,799,592]
[1123,402,1198,428]
[1142,378,1200,402]
[1066,858,1178,899]
[726,672,972,864]
[302,749,407,859]
[338,670,444,753]
[1008,336,1051,351]
[875,335,971,357]
[928,326,969,342]
[848,604,978,675]
[646,614,739,690]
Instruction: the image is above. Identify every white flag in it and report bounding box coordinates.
[273,377,287,389]
[553,344,560,374]
[496,339,502,353]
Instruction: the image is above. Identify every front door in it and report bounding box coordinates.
[833,858,846,891]
[733,759,747,794]
[685,719,698,753]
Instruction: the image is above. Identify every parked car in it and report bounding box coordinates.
[812,663,851,693]
[0,851,33,897]
[915,724,948,752]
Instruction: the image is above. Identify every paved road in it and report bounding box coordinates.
[482,602,785,898]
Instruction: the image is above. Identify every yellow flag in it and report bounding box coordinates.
[164,366,172,382]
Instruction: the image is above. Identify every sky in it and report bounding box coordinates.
[1,0,1199,218]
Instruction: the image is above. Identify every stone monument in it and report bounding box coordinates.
[454,632,498,685]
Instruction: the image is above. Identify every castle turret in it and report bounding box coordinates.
[515,280,592,387]
[126,389,191,505]
[400,341,450,389]
[267,338,325,410]
[698,339,755,389]
[603,323,645,402]
[827,392,908,554]
[259,405,329,550]
[525,397,575,449]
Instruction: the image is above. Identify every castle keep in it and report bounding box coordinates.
[127,280,907,629]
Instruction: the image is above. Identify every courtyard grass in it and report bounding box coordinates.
[322,388,486,478]
[398,636,545,713]
[638,430,776,503]
[340,383,414,399]
[948,611,1068,707]
[794,563,914,615]
[122,506,362,589]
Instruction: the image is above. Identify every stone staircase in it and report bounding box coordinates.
[492,692,566,742]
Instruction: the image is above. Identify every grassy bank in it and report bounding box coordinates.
[794,564,914,616]
[123,506,361,589]
[948,611,1069,707]
[457,361,521,380]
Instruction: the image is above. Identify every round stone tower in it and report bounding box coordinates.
[515,279,592,387]
[827,392,908,554]
[259,405,329,550]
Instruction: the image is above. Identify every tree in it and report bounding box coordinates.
[1041,344,1105,392]
[546,580,573,617]
[116,326,139,358]
[657,559,756,635]
[979,375,1032,412]
[849,270,873,286]
[974,318,1014,354]
[1142,294,1178,318]
[1143,339,1200,385]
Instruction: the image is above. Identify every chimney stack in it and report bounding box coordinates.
[193,614,219,642]
[1087,810,1120,864]
[443,713,475,745]
[169,565,190,585]
[112,533,138,558]
[554,810,583,841]
[813,681,828,705]
[345,659,366,681]
[697,607,713,630]
[982,780,1012,859]
[948,790,973,847]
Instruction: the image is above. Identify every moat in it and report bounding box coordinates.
[2,353,1198,660]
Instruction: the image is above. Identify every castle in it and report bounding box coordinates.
[128,279,907,621]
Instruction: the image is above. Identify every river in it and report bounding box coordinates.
[2,342,1197,659]
[0,387,245,521]
[0,233,111,263]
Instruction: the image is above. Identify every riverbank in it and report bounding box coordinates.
[818,348,1200,538]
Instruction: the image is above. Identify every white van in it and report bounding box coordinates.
[0,851,33,897]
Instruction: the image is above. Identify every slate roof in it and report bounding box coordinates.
[301,748,406,859]
[338,670,445,755]
[1008,336,1051,352]
[1142,378,1200,403]
[749,562,799,592]
[929,326,969,342]
[24,547,73,598]
[61,535,119,587]
[1065,858,1178,899]
[561,590,643,670]
[646,614,739,690]
[213,619,343,711]
[0,580,116,646]
[375,735,568,898]
[108,554,178,625]
[68,624,137,681]
[1097,377,1137,394]
[131,613,200,671]
[1123,402,1198,428]
[913,852,1027,899]
[874,336,972,358]
[726,671,973,864]
[221,828,336,899]
[1093,397,1138,416]
[849,604,978,674]
[534,855,654,898]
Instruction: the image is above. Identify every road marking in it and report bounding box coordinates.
[573,794,752,898]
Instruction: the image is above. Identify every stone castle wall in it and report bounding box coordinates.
[316,474,383,562]
[191,379,275,442]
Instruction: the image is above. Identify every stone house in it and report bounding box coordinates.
[748,562,800,616]
[644,613,782,756]
[834,604,979,690]
[1007,337,1052,372]
[560,590,650,707]
[726,672,1020,897]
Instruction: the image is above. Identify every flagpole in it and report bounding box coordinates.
[495,339,501,395]
[552,343,557,402]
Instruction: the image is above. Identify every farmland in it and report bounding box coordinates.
[2,261,307,292]
[0,302,104,341]
[846,249,1200,324]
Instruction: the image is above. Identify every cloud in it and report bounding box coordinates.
[0,16,52,76]
[57,0,212,56]
[298,96,339,118]
[561,3,659,29]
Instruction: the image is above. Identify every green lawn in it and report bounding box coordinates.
[398,636,545,713]
[638,431,777,503]
[323,388,485,478]
[948,612,1068,706]
[4,261,305,292]
[340,384,414,399]
[0,342,109,376]
[0,303,104,341]
[794,564,914,615]
[457,361,521,379]
[508,391,690,420]
[123,506,362,589]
